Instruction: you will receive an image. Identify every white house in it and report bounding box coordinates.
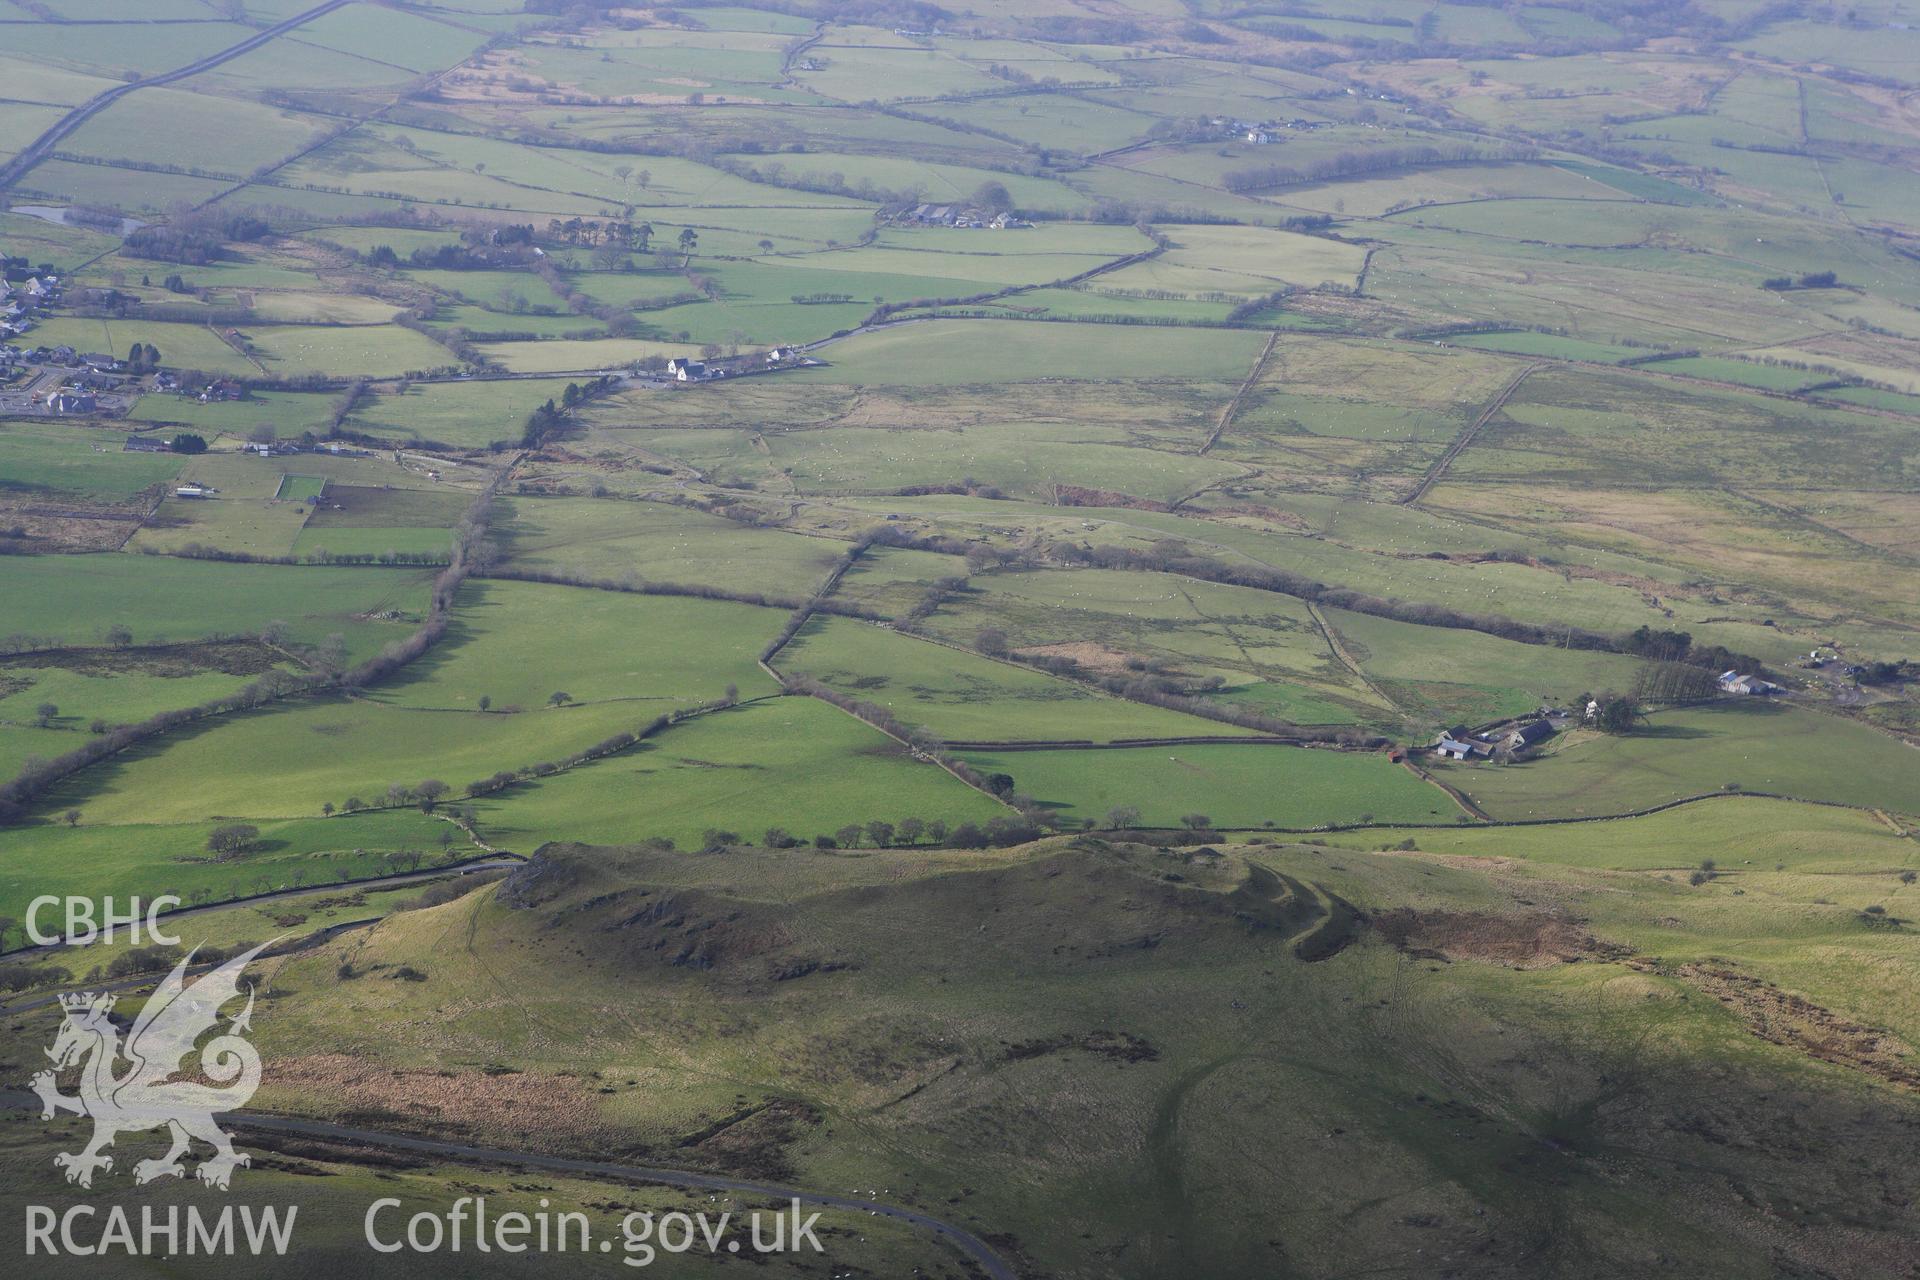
[766,346,796,363]
[48,388,96,413]
[175,483,208,499]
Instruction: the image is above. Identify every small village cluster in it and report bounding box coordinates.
[894,204,1031,229]
[664,345,804,383]
[1207,114,1334,144]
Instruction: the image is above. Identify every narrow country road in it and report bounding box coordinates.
[0,1091,1018,1278]
[0,0,355,193]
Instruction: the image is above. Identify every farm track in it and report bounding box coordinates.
[0,1091,1018,1280]
[1397,757,1491,821]
[1400,362,1540,506]
[1198,329,1278,455]
[1303,600,1396,709]
[0,0,356,193]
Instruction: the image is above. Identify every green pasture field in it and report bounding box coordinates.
[0,104,67,163]
[429,305,608,341]
[195,32,429,92]
[792,44,1014,101]
[474,697,1006,850]
[1821,384,1920,414]
[373,579,783,712]
[826,544,971,616]
[1446,331,1641,362]
[957,742,1451,828]
[1434,702,1920,820]
[0,808,460,930]
[631,294,873,346]
[0,19,252,79]
[130,474,317,559]
[1646,355,1822,391]
[12,878,455,979]
[274,473,327,502]
[35,692,650,825]
[757,245,1127,292]
[298,226,467,257]
[0,208,120,271]
[292,1,492,71]
[303,483,469,529]
[0,421,181,501]
[1096,224,1367,295]
[404,268,571,313]
[919,567,1381,709]
[23,317,254,376]
[912,91,1161,152]
[348,379,575,447]
[493,496,846,598]
[0,555,429,659]
[248,325,455,378]
[473,337,700,373]
[0,53,119,107]
[1324,606,1654,726]
[780,614,1256,742]
[987,287,1238,324]
[0,646,294,732]
[794,318,1266,385]
[289,526,454,560]
[0,723,81,780]
[60,87,333,175]
[509,34,801,103]
[16,159,236,212]
[1210,677,1367,725]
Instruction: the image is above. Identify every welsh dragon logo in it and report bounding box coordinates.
[31,941,269,1190]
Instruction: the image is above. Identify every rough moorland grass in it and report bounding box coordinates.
[762,418,1243,504]
[1436,702,1920,819]
[494,495,845,598]
[208,832,1920,1277]
[781,614,1253,743]
[1319,793,1913,872]
[958,742,1450,828]
[795,319,1268,385]
[476,697,1006,848]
